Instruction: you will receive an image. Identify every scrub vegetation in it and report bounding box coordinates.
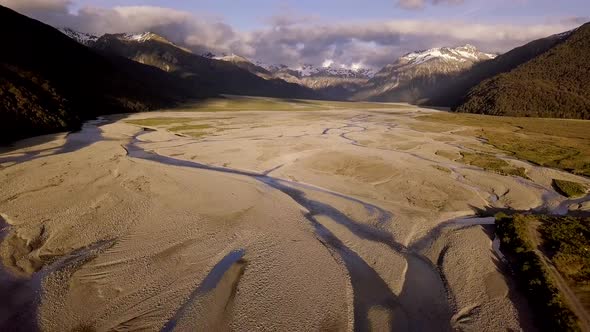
[552,179,588,198]
[459,152,528,178]
[496,214,581,331]
[418,113,590,177]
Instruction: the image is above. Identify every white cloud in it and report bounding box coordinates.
[396,0,465,10]
[0,1,583,70]
[0,0,71,13]
[321,59,334,68]
[243,18,579,68]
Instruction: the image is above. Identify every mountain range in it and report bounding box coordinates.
[207,28,590,120]
[1,4,589,143]
[91,33,318,99]
[265,64,374,100]
[62,27,377,101]
[58,24,590,120]
[201,46,497,104]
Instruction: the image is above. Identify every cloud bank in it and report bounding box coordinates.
[396,0,465,10]
[1,0,584,70]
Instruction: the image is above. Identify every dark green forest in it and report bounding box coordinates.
[456,23,590,119]
[425,32,567,109]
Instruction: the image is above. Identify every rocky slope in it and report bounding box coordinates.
[455,23,590,119]
[353,45,496,103]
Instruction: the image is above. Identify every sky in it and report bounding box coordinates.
[2,0,589,70]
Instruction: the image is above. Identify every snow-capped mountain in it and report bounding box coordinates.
[353,44,496,102]
[207,55,375,99]
[58,29,319,99]
[59,27,99,46]
[59,28,192,53]
[57,27,496,102]
[265,64,373,99]
[103,32,194,53]
[117,32,160,43]
[261,63,374,79]
[374,44,496,82]
[400,44,495,66]
[210,53,273,78]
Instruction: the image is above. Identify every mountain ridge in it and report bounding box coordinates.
[90,31,320,99]
[0,5,203,143]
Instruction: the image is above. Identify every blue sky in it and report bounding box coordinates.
[3,0,589,68]
[70,0,589,29]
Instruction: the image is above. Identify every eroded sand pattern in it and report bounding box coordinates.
[1,105,589,331]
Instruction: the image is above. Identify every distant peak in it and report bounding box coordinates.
[214,53,251,63]
[283,63,374,78]
[400,44,495,65]
[59,27,99,46]
[111,32,193,53]
[454,44,478,53]
[118,32,163,43]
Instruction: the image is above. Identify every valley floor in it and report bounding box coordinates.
[0,98,589,331]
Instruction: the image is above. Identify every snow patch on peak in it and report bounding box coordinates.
[400,44,495,66]
[200,51,374,79]
[552,27,578,40]
[322,59,334,68]
[120,32,158,42]
[59,27,99,46]
[286,63,374,78]
[214,53,251,63]
[457,44,477,52]
[114,32,193,53]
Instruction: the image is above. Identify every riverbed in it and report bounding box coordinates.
[1,105,588,331]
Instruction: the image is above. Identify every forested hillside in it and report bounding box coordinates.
[425,32,569,108]
[455,23,590,119]
[0,5,200,143]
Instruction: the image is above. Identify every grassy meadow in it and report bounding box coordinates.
[167,95,408,112]
[417,113,590,177]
